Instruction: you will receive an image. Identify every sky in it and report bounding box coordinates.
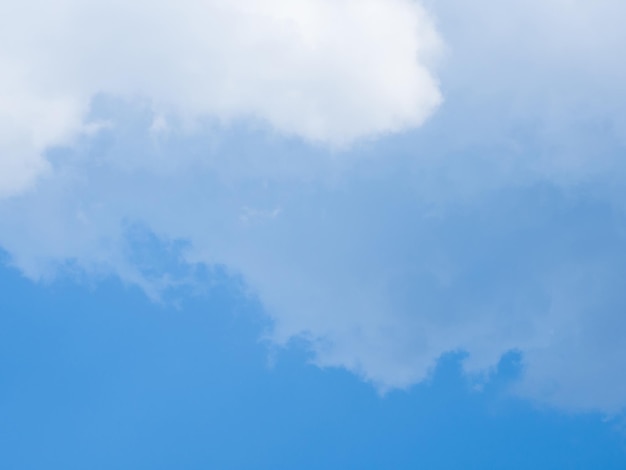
[2,0,626,468]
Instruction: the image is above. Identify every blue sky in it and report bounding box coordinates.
[2,0,626,468]
[2,263,626,469]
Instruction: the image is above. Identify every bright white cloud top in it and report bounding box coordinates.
[2,0,626,414]
[0,0,441,197]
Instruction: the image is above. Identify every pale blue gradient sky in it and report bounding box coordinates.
[2,1,626,467]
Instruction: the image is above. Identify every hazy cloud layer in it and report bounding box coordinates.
[2,0,626,413]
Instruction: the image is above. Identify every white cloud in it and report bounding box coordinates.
[0,0,442,197]
[0,56,83,197]
[2,0,626,415]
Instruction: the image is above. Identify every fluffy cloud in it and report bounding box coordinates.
[2,0,626,414]
[0,0,441,197]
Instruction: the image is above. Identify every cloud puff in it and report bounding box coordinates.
[0,0,442,197]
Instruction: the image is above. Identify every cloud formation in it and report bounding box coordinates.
[2,0,626,414]
[0,0,442,197]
